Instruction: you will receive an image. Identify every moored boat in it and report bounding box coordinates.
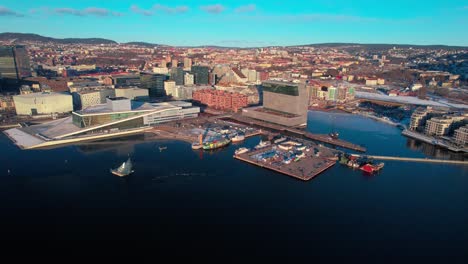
[234,147,250,156]
[231,134,245,143]
[203,138,231,150]
[254,140,271,150]
[191,142,203,149]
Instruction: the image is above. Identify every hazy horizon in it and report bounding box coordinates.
[1,1,467,47]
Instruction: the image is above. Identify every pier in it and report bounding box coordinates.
[350,154,468,165]
[233,142,338,181]
[226,115,367,152]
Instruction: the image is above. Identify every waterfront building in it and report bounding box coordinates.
[410,107,431,132]
[5,98,200,149]
[115,87,149,101]
[191,66,210,85]
[242,80,309,126]
[0,45,31,81]
[410,107,449,132]
[425,117,453,136]
[454,125,468,146]
[423,115,466,137]
[13,92,73,115]
[140,73,167,97]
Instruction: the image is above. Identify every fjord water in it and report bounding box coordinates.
[0,111,467,258]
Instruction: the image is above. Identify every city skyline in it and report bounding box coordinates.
[0,0,467,47]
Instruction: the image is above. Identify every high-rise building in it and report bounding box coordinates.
[184,73,194,86]
[0,45,31,81]
[164,80,176,96]
[183,58,192,69]
[242,80,309,126]
[191,66,210,85]
[140,73,168,97]
[171,59,178,68]
[170,67,185,86]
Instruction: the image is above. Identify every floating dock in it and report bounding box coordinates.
[234,147,336,181]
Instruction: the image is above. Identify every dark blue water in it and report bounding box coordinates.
[0,111,467,260]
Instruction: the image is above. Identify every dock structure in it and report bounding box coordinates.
[351,154,468,165]
[234,146,336,181]
[225,115,367,152]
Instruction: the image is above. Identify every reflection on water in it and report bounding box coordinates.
[406,138,467,161]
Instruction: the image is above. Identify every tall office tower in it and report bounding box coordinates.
[0,45,31,80]
[140,72,168,97]
[183,58,192,69]
[170,67,185,86]
[171,59,178,68]
[184,73,194,86]
[191,66,210,85]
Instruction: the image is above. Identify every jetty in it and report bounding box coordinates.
[350,154,468,165]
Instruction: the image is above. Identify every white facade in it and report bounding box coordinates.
[14,92,73,115]
[164,81,176,96]
[153,67,169,74]
[184,73,194,86]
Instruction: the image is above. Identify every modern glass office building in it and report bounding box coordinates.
[0,45,31,80]
[191,66,209,85]
[140,73,168,97]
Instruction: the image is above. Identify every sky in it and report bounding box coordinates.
[0,0,467,47]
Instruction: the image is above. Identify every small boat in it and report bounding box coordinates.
[159,146,167,151]
[329,132,339,139]
[111,157,134,177]
[192,142,203,150]
[360,162,385,173]
[234,147,250,156]
[274,137,287,144]
[254,140,271,150]
[231,134,245,143]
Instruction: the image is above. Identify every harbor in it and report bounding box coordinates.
[225,114,367,152]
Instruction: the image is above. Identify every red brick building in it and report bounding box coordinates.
[193,89,248,112]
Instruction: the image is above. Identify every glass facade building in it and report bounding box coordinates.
[140,73,168,97]
[170,67,185,86]
[0,45,31,80]
[191,66,209,85]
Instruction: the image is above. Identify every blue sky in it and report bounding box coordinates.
[0,0,467,47]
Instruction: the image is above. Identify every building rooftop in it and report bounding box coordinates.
[14,92,70,98]
[107,97,128,101]
[74,100,192,116]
